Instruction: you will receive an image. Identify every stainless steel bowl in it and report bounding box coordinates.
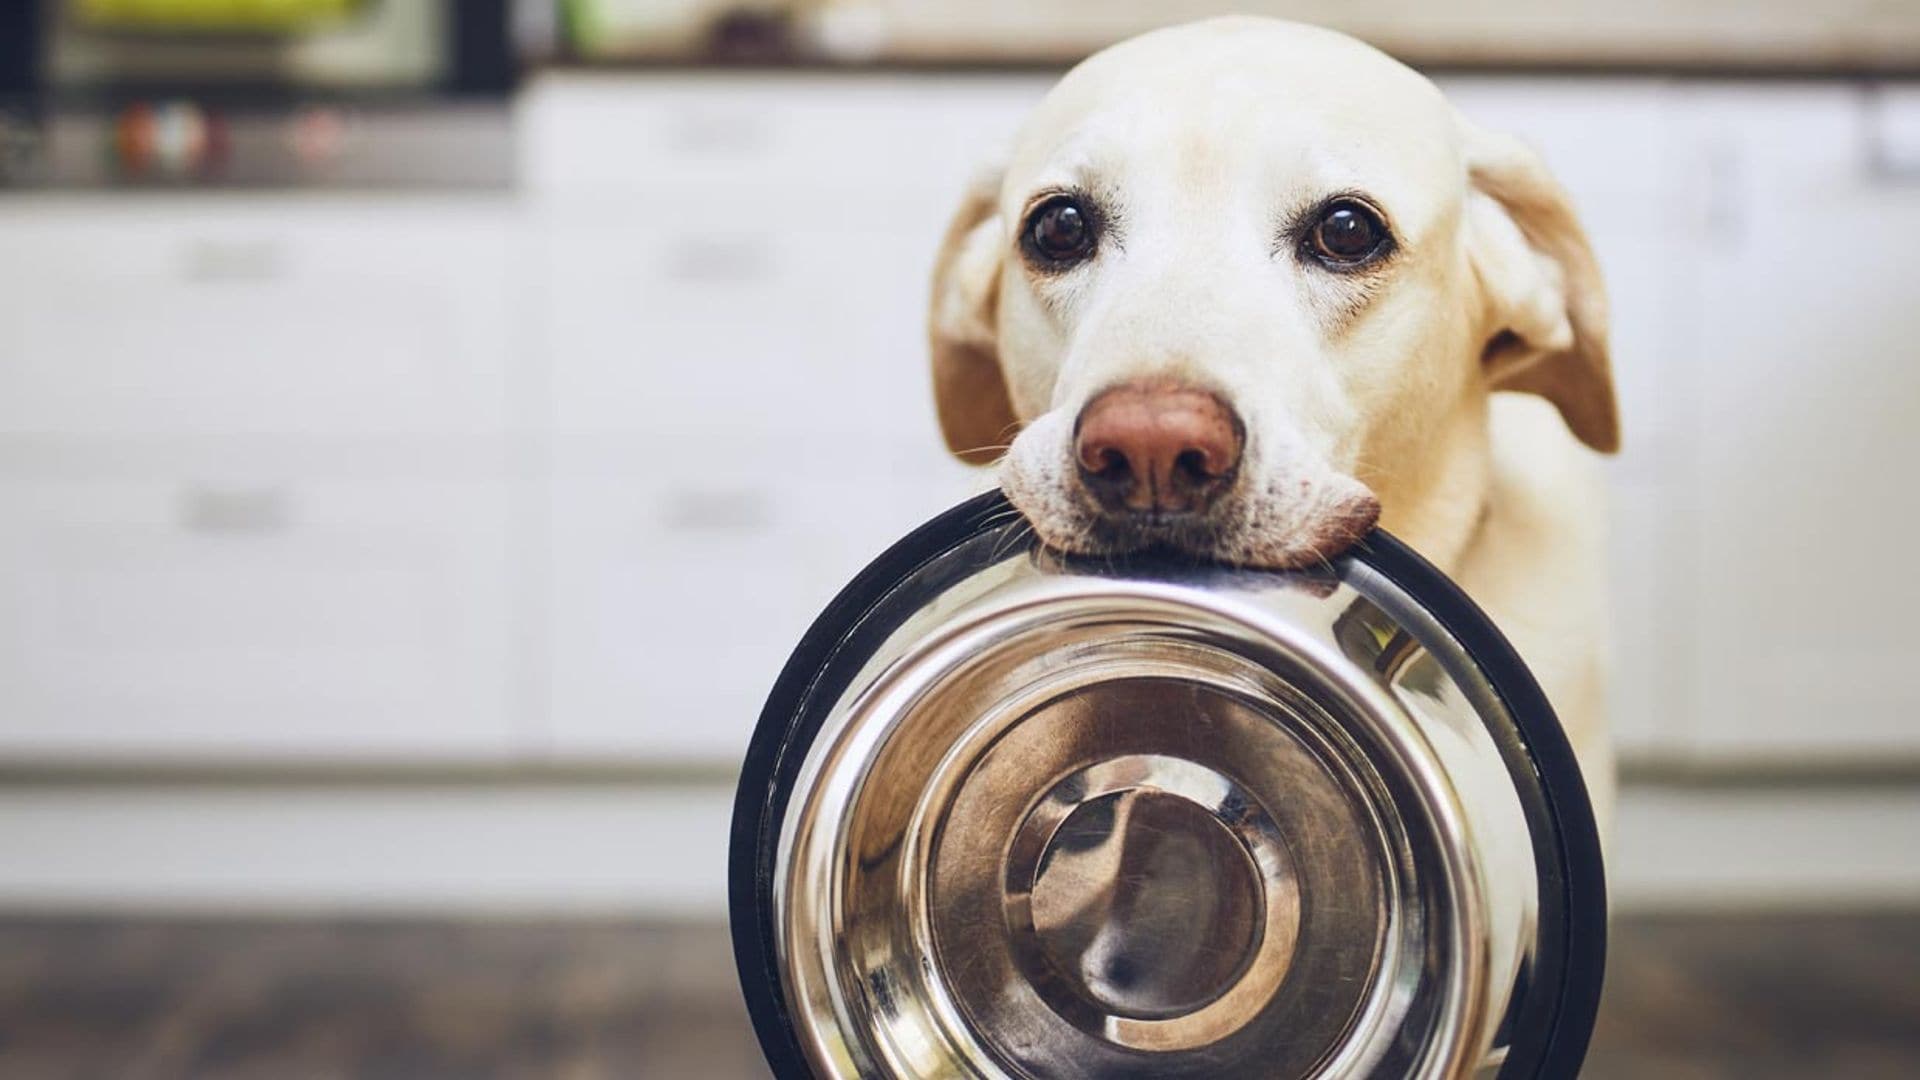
[731,492,1605,1079]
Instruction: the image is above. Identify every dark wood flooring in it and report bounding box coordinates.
[0,912,1914,1078]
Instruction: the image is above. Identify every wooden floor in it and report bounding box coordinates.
[0,912,1914,1078]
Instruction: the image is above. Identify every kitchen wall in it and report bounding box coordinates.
[2,65,1918,914]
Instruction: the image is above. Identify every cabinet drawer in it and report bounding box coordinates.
[546,211,949,439]
[0,463,519,761]
[522,74,1047,201]
[0,198,518,438]
[545,437,978,761]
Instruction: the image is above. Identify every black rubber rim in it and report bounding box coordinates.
[729,490,1606,1079]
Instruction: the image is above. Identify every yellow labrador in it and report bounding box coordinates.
[929,17,1618,825]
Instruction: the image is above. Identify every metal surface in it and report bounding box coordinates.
[764,514,1562,1079]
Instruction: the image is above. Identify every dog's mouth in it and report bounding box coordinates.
[1073,509,1238,560]
[996,419,1383,571]
[1003,480,1382,572]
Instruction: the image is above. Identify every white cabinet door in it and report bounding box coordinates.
[0,449,521,762]
[537,100,997,760]
[545,208,953,441]
[0,197,520,438]
[545,436,977,762]
[521,73,1048,202]
[1678,85,1920,761]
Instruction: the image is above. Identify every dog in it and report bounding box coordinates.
[927,17,1618,827]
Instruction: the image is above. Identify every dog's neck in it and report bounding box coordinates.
[1372,395,1495,576]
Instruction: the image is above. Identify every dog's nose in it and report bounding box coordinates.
[1074,382,1243,515]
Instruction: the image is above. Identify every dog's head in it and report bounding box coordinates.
[931,17,1615,568]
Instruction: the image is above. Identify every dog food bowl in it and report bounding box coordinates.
[729,492,1605,1079]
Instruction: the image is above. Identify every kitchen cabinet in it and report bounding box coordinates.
[1671,85,1920,762]
[543,437,974,760]
[528,76,1027,759]
[519,74,1051,204]
[3,75,1918,771]
[0,199,520,438]
[0,455,521,762]
[1442,81,1920,765]
[0,196,529,762]
[543,211,959,441]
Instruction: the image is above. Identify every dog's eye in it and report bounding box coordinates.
[1023,196,1097,268]
[1306,200,1390,267]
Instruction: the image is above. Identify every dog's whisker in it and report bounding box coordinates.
[987,520,1022,561]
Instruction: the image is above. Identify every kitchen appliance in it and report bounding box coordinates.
[730,491,1606,1078]
[0,0,515,187]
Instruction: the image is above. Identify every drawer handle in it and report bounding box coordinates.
[662,489,771,534]
[181,238,286,282]
[180,486,291,533]
[665,110,772,155]
[1865,83,1920,186]
[663,236,772,283]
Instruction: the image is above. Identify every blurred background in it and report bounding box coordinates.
[1,1,1917,1077]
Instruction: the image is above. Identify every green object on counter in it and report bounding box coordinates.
[73,0,365,32]
[562,0,786,57]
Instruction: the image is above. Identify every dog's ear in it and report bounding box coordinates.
[929,161,1018,465]
[1461,119,1619,454]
